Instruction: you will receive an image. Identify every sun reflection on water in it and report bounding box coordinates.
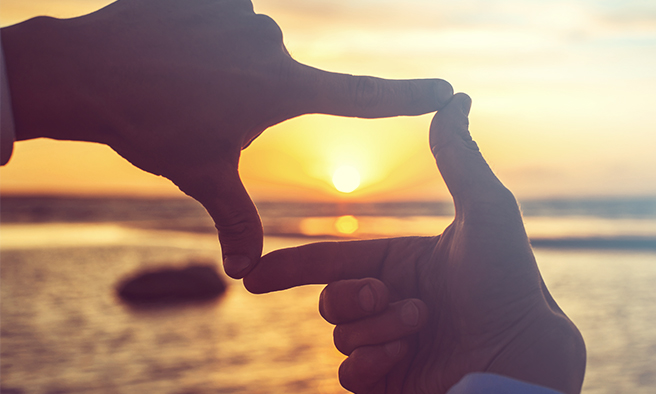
[334,215,359,235]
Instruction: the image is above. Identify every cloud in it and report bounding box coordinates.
[257,0,656,56]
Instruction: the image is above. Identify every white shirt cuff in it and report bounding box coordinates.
[447,373,565,394]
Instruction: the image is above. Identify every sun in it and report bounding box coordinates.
[332,165,361,193]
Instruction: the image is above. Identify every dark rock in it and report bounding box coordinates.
[117,263,226,304]
[0,388,25,394]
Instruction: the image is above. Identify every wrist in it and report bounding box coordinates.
[488,312,586,394]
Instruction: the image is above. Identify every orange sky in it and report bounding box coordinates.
[1,0,655,202]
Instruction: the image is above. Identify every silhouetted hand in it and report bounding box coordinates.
[244,94,586,394]
[1,0,453,278]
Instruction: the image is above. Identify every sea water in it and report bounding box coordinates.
[1,197,655,393]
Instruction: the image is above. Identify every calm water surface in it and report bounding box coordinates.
[1,221,656,393]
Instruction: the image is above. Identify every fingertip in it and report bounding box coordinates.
[338,340,409,393]
[295,63,454,117]
[401,300,420,327]
[435,79,455,110]
[242,276,263,294]
[436,92,472,117]
[383,340,403,357]
[403,299,429,330]
[242,249,284,293]
[455,92,472,115]
[242,265,267,293]
[218,221,263,279]
[358,284,376,312]
[362,278,390,314]
[429,91,475,154]
[223,255,253,279]
[320,278,390,324]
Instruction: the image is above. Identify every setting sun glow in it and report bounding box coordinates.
[332,165,361,193]
[0,1,655,200]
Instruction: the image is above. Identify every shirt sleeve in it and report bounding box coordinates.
[1,35,16,166]
[447,373,565,394]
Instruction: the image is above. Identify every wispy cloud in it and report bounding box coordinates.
[258,0,656,55]
[1,0,654,198]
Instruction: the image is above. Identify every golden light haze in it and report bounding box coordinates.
[1,0,655,201]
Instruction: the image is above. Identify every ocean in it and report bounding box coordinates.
[1,196,656,393]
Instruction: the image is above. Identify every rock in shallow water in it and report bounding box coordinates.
[117,263,227,304]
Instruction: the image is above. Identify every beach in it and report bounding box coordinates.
[1,197,656,393]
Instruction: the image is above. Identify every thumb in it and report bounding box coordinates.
[176,163,263,279]
[292,63,453,118]
[430,93,512,210]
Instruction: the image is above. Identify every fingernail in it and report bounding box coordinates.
[223,255,251,275]
[460,94,472,115]
[401,301,419,327]
[384,340,401,357]
[358,284,375,312]
[435,79,454,109]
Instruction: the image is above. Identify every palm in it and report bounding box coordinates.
[381,211,550,393]
[329,207,542,393]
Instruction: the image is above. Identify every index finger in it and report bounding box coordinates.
[243,238,396,294]
[291,63,454,118]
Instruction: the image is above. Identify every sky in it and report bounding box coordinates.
[1,0,655,202]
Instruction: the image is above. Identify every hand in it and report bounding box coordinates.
[0,0,453,278]
[244,94,586,394]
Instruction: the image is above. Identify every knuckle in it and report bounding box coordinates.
[216,221,250,239]
[467,185,522,221]
[365,278,389,310]
[252,14,284,45]
[352,76,380,110]
[403,80,423,107]
[225,0,255,13]
[215,212,260,242]
[498,185,519,206]
[487,185,520,211]
[319,286,337,323]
